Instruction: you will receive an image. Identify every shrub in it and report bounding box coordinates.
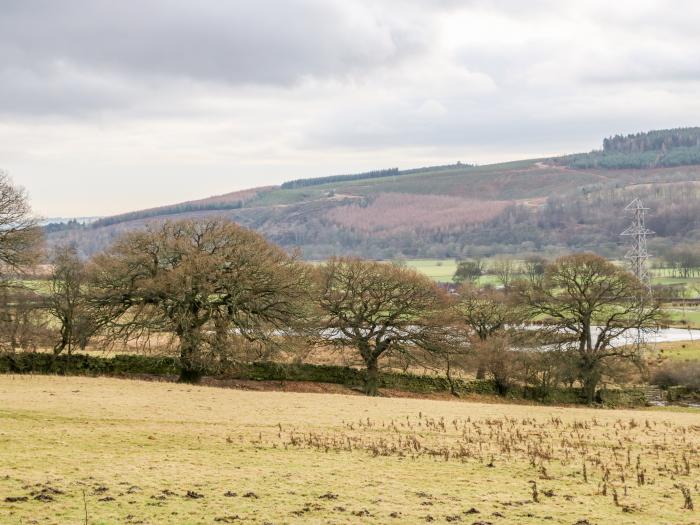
[651,361,700,391]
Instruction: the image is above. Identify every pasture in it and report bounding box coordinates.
[1,375,699,524]
[655,339,700,362]
[405,259,502,285]
[406,258,700,287]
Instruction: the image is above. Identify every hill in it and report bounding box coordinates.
[47,128,700,260]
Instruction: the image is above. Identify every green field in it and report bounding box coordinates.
[405,259,514,285]
[406,259,700,285]
[404,259,458,282]
[664,308,700,329]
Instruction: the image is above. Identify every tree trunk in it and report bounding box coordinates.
[53,339,67,356]
[475,366,486,380]
[580,367,601,404]
[178,332,202,383]
[364,358,380,396]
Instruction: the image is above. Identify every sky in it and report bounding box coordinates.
[3,0,700,217]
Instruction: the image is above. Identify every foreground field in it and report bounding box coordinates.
[1,376,699,524]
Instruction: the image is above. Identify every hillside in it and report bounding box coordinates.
[47,128,700,260]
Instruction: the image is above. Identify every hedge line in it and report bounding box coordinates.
[0,352,181,376]
[0,352,496,395]
[0,352,647,405]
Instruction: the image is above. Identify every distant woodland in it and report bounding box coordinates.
[557,127,700,169]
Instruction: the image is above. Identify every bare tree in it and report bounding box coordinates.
[421,314,472,396]
[517,253,663,403]
[88,219,312,382]
[491,257,518,291]
[453,284,524,379]
[45,244,93,355]
[522,255,547,286]
[316,257,444,395]
[475,334,519,395]
[0,171,42,279]
[0,286,50,351]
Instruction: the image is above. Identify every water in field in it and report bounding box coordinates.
[523,326,700,351]
[644,327,699,343]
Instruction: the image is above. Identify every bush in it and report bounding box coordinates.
[651,361,700,391]
[0,352,180,376]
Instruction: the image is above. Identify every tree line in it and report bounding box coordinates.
[280,162,474,190]
[281,168,400,189]
[555,127,700,169]
[1,173,665,402]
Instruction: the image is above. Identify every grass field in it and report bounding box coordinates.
[405,259,458,282]
[406,259,700,288]
[1,376,699,524]
[655,339,700,362]
[664,308,700,329]
[405,259,503,285]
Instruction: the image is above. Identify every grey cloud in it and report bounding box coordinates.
[5,0,700,218]
[0,63,138,116]
[0,0,433,116]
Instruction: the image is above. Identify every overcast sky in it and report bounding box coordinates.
[3,0,700,217]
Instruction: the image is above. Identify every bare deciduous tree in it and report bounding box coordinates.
[454,284,524,379]
[522,255,547,286]
[475,334,518,395]
[0,286,50,351]
[517,253,663,403]
[88,219,312,382]
[491,257,518,291]
[316,257,443,395]
[45,244,93,355]
[0,171,42,279]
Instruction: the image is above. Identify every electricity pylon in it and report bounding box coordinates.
[621,198,653,291]
[621,198,654,352]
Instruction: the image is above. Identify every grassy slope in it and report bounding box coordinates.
[2,375,699,524]
[228,161,700,207]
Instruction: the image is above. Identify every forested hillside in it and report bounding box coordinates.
[557,127,700,169]
[46,128,700,260]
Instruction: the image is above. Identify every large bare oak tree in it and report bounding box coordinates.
[88,219,312,382]
[317,257,443,395]
[517,253,663,403]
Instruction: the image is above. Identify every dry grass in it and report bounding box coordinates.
[1,375,699,524]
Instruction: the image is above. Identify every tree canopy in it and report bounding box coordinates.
[316,257,444,395]
[517,253,663,402]
[0,171,42,278]
[88,219,312,382]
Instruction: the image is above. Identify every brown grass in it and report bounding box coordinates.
[1,375,699,524]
